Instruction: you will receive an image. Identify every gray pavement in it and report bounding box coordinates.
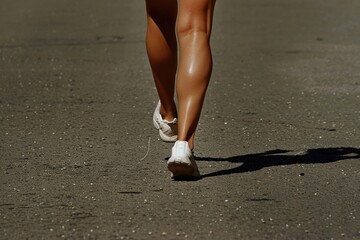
[0,0,359,239]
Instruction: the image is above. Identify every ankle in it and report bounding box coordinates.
[160,104,177,121]
[162,113,177,122]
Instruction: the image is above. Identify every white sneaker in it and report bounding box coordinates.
[153,101,178,142]
[167,141,201,179]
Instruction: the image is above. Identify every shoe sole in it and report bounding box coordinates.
[159,130,177,142]
[167,161,201,179]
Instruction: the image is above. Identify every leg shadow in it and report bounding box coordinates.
[195,147,360,178]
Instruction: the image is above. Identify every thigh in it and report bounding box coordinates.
[146,0,177,23]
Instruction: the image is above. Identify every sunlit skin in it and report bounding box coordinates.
[146,0,216,150]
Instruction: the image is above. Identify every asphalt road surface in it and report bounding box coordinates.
[1,0,359,239]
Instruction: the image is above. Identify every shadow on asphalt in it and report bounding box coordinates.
[196,147,360,178]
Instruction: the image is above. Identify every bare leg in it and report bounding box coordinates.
[176,0,216,149]
[145,0,178,121]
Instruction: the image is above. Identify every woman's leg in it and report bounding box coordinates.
[145,0,178,121]
[176,0,216,149]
